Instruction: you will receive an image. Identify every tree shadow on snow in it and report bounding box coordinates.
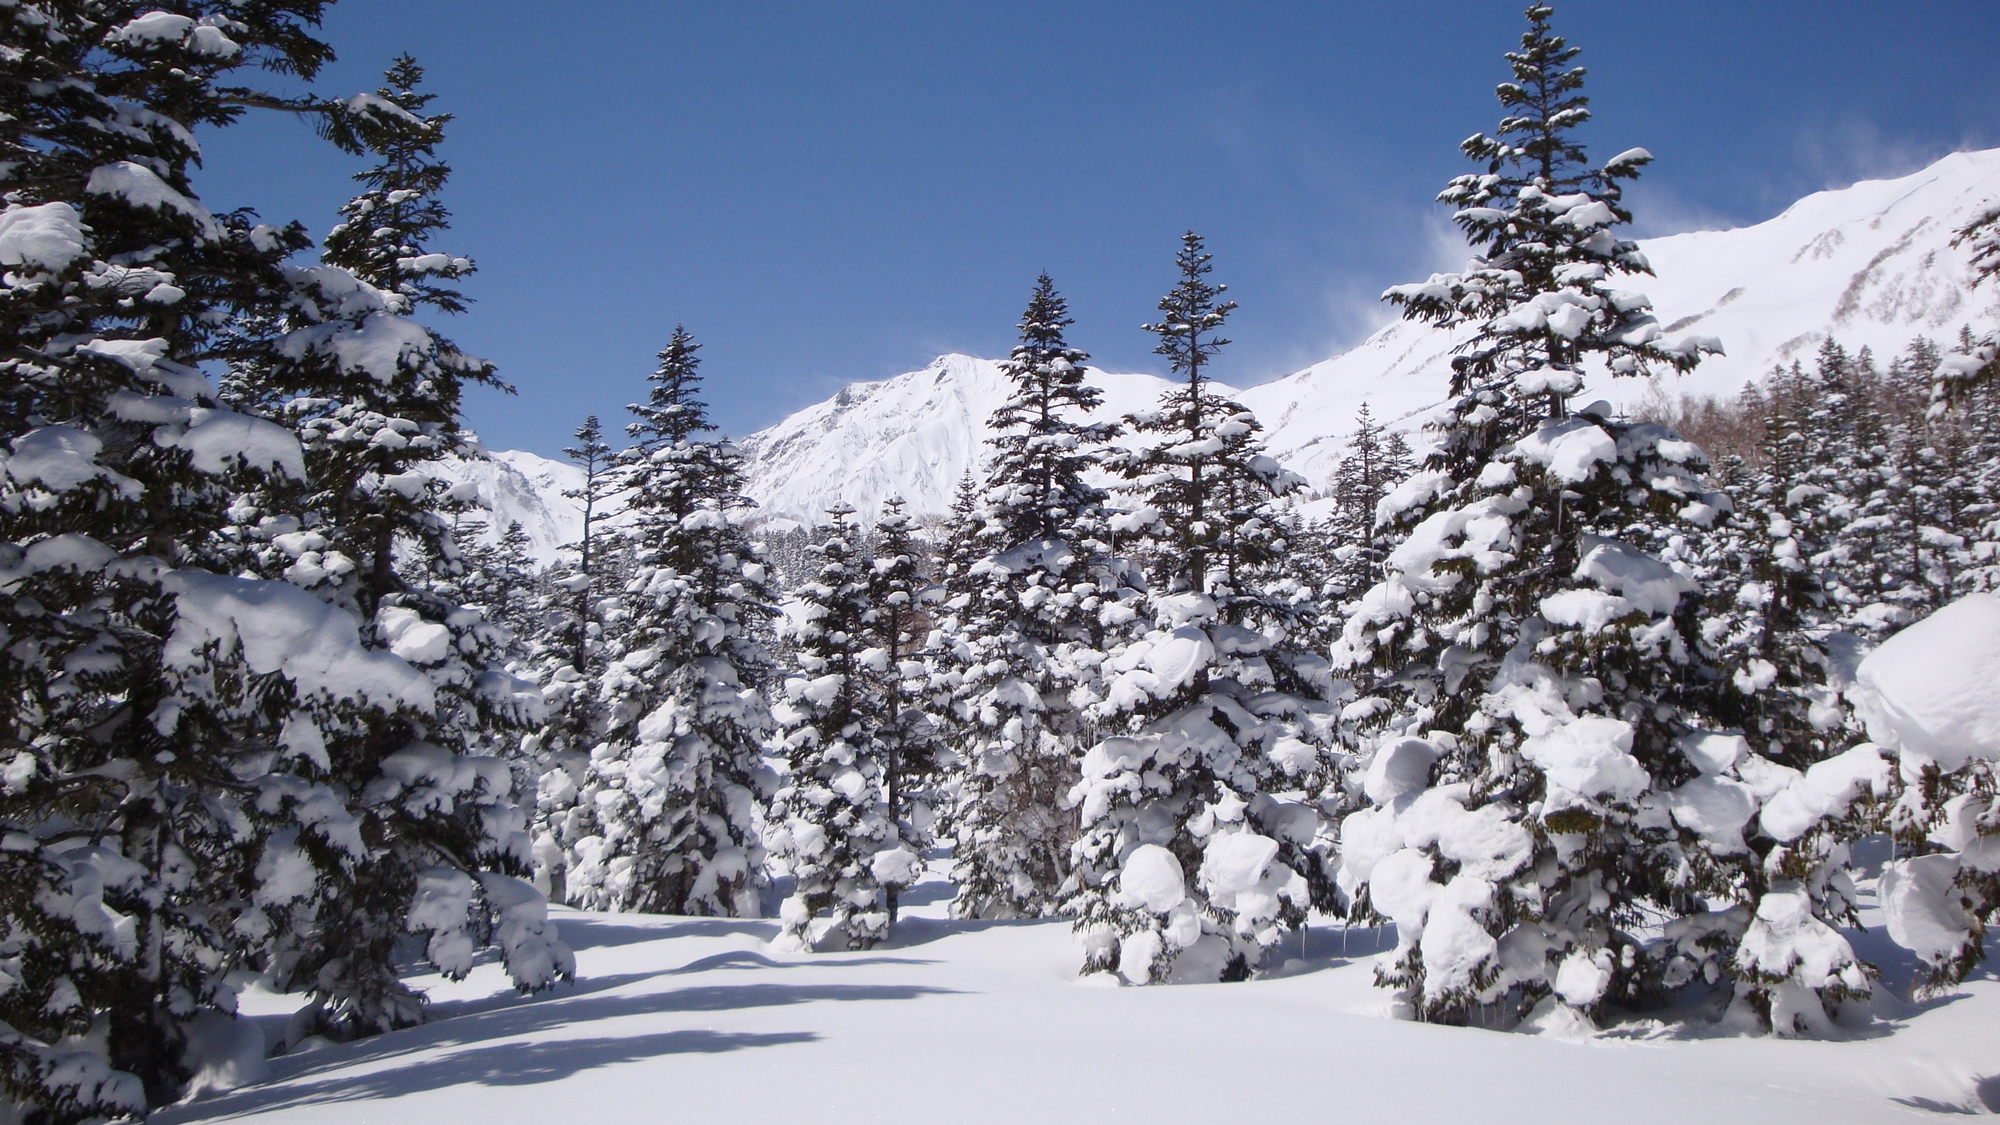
[663,948,938,975]
[1890,1074,2000,1116]
[242,978,961,1101]
[168,1028,819,1120]
[893,879,958,908]
[878,914,1061,950]
[550,911,780,952]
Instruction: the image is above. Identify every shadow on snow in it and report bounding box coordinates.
[166,977,959,1121]
[169,1028,819,1120]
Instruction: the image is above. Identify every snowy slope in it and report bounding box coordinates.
[733,353,1220,528]
[161,851,2000,1125]
[490,148,2000,531]
[1245,147,2000,485]
[427,448,585,565]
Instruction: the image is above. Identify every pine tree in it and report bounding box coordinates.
[565,328,780,917]
[1107,234,1301,600]
[1066,239,1338,985]
[935,469,985,610]
[529,415,623,903]
[448,515,539,646]
[0,5,561,1115]
[1318,5,1880,1030]
[220,55,570,1043]
[940,276,1137,919]
[1328,405,1416,600]
[870,497,948,923]
[769,506,916,949]
[564,415,621,618]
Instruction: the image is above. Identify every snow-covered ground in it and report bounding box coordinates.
[162,849,1997,1125]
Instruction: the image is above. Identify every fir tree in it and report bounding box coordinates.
[940,277,1137,919]
[1066,240,1339,985]
[1320,5,1875,1031]
[770,506,915,949]
[870,497,949,924]
[564,415,620,614]
[565,328,780,917]
[1110,233,1301,601]
[934,469,985,611]
[529,414,623,902]
[224,55,570,1043]
[0,5,567,1115]
[1328,405,1416,600]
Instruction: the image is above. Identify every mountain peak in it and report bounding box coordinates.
[481,146,2000,539]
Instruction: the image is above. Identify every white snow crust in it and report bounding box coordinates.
[160,851,2000,1125]
[1852,591,2000,770]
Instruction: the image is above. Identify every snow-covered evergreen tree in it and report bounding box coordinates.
[1066,238,1339,986]
[1934,201,2000,403]
[870,497,949,922]
[565,328,779,917]
[769,506,919,949]
[1328,405,1416,601]
[1319,5,1883,1031]
[0,7,566,1115]
[934,469,985,610]
[528,415,623,902]
[220,55,569,1043]
[939,276,1137,919]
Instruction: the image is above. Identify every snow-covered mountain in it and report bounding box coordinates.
[477,147,2000,541]
[1252,147,2000,484]
[734,353,1212,527]
[428,448,586,564]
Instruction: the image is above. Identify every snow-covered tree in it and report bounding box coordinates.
[220,55,569,1043]
[1327,405,1416,601]
[934,468,985,610]
[528,415,623,902]
[1320,5,1886,1032]
[1934,202,2000,404]
[563,414,622,612]
[565,328,779,917]
[870,497,949,922]
[1852,595,2000,995]
[1066,239,1339,986]
[769,506,920,949]
[939,276,1137,919]
[0,7,564,1115]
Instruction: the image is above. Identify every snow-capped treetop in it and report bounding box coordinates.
[1384,2,1720,470]
[982,274,1121,546]
[323,55,475,316]
[1142,232,1237,385]
[629,327,714,449]
[1116,233,1303,602]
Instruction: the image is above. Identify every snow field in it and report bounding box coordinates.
[162,854,1999,1125]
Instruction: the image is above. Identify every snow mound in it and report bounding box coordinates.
[1853,592,2000,770]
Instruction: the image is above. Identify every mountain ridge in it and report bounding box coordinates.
[465,147,2000,555]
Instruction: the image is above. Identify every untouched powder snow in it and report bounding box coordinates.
[158,851,2000,1124]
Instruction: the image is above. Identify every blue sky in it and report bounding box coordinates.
[196,1,2000,455]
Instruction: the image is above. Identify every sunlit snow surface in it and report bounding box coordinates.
[163,848,1997,1124]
